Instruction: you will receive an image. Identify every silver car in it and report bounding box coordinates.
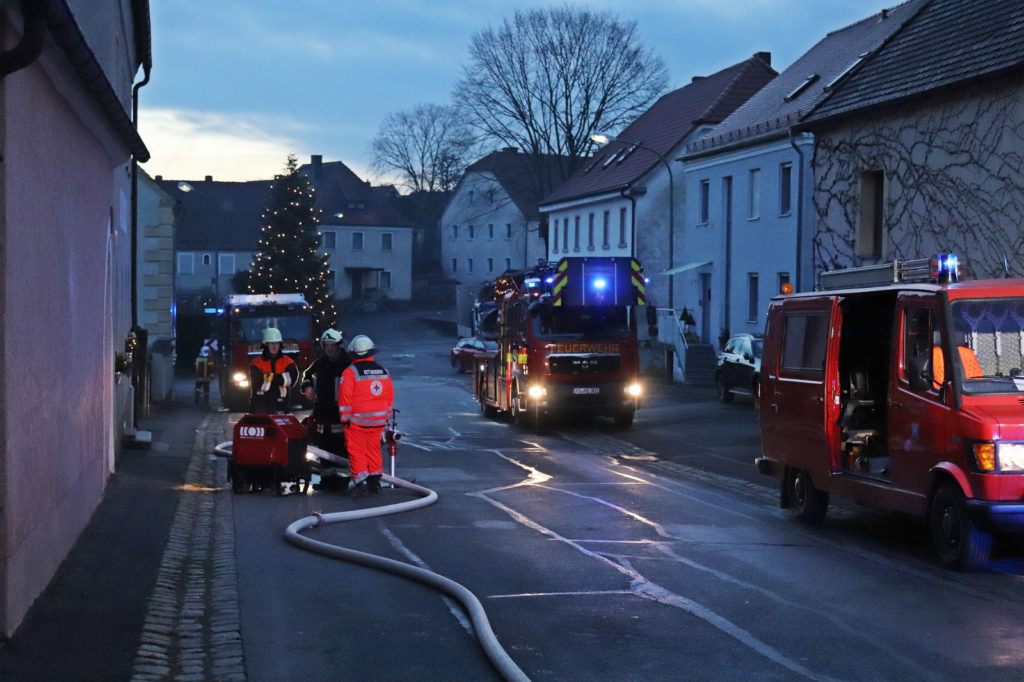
[715,333,762,405]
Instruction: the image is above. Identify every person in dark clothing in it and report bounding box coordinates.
[301,328,351,490]
[248,327,298,414]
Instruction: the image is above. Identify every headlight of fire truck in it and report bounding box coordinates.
[232,371,250,388]
[625,382,643,398]
[971,441,1024,472]
[527,384,547,400]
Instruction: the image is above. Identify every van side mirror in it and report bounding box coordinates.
[908,353,931,392]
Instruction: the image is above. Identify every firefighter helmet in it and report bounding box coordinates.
[347,335,375,357]
[262,328,283,344]
[320,328,343,345]
[199,345,210,357]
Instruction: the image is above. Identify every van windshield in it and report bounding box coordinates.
[949,297,1024,395]
[235,314,310,343]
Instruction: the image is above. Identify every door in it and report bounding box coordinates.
[764,296,840,474]
[888,297,953,497]
[700,273,711,344]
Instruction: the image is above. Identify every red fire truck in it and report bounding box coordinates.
[473,257,649,428]
[215,293,315,412]
[757,254,1024,570]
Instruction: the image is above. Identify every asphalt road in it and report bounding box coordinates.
[229,309,1024,681]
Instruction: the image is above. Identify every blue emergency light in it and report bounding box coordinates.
[592,277,608,290]
[932,253,959,283]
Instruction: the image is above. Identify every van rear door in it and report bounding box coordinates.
[762,295,841,474]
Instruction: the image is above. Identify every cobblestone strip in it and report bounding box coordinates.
[131,412,244,682]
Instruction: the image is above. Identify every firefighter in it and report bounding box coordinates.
[193,345,215,406]
[248,327,298,414]
[301,328,352,490]
[337,335,394,494]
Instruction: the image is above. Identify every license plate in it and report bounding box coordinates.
[572,387,600,395]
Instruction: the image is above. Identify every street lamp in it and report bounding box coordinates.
[590,133,675,309]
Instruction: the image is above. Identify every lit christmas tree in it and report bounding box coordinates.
[241,153,338,332]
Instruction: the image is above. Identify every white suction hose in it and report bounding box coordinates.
[214,441,530,682]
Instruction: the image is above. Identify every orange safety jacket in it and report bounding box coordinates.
[249,353,298,399]
[337,356,394,428]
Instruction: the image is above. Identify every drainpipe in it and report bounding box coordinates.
[789,128,807,292]
[131,63,151,329]
[0,0,48,77]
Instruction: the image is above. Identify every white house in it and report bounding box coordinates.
[681,4,922,345]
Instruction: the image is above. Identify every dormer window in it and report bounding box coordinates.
[784,74,819,101]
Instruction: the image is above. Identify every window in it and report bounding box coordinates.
[779,163,792,216]
[778,272,790,295]
[380,271,392,290]
[505,223,512,239]
[468,225,475,240]
[562,219,569,251]
[602,211,610,249]
[451,258,457,273]
[858,170,884,260]
[219,253,235,275]
[488,190,494,204]
[553,219,560,252]
[327,270,336,287]
[747,273,759,322]
[699,179,710,224]
[748,168,761,220]
[780,312,829,373]
[202,253,212,266]
[587,213,595,250]
[487,257,494,273]
[322,231,336,249]
[468,190,475,203]
[574,216,580,251]
[177,253,194,275]
[381,232,392,251]
[467,258,474,273]
[504,257,511,271]
[619,207,627,247]
[451,224,458,239]
[488,224,494,239]
[352,232,364,250]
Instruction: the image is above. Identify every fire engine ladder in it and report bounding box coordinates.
[818,255,957,290]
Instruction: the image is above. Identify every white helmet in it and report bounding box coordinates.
[347,335,375,357]
[199,345,211,357]
[262,328,283,344]
[320,328,343,345]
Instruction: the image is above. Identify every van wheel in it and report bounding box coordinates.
[716,374,733,403]
[930,481,991,571]
[788,469,828,524]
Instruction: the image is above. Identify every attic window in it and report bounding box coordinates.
[784,74,819,101]
[616,143,640,164]
[825,53,867,90]
[602,149,623,168]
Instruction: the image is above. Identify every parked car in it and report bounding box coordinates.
[715,333,762,404]
[450,337,497,373]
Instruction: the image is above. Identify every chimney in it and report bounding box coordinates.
[502,147,518,154]
[204,175,213,182]
[155,175,162,181]
[311,154,323,182]
[754,51,771,66]
[691,75,705,83]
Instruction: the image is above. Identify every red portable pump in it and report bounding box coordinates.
[229,413,313,494]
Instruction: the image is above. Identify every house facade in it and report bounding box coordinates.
[539,54,777,312]
[317,216,414,303]
[137,170,177,404]
[0,0,150,636]
[801,0,1024,280]
[441,148,562,284]
[681,3,922,344]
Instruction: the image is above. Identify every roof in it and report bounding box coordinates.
[805,0,1024,125]
[541,53,777,206]
[157,178,273,251]
[459,148,572,218]
[686,1,926,157]
[158,157,415,251]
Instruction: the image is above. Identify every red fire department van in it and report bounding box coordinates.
[215,293,315,412]
[756,255,1024,570]
[474,256,649,428]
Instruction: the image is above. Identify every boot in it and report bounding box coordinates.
[367,474,382,494]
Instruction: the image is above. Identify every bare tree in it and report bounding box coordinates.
[453,6,668,180]
[370,103,476,193]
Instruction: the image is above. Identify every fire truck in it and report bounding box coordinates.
[473,256,648,428]
[757,254,1024,570]
[215,293,315,412]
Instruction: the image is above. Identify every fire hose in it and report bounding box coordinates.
[212,439,529,682]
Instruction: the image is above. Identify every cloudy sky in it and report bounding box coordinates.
[139,0,897,185]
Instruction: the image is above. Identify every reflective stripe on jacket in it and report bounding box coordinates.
[337,356,394,428]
